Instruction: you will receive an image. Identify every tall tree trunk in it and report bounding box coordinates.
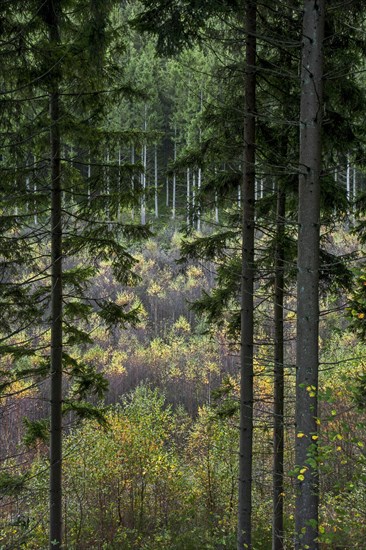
[87,149,91,204]
[346,157,350,199]
[238,1,256,548]
[186,167,190,226]
[106,149,110,221]
[192,170,196,225]
[48,1,63,548]
[295,1,325,548]
[131,145,135,221]
[197,167,202,231]
[34,155,38,225]
[172,126,177,219]
[140,143,146,225]
[154,144,158,218]
[353,167,357,205]
[273,185,285,550]
[118,147,122,221]
[141,105,147,225]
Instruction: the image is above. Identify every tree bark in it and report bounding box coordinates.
[237,1,256,548]
[273,185,285,550]
[186,167,190,226]
[295,1,325,548]
[141,105,147,225]
[197,167,202,231]
[131,145,135,221]
[154,144,158,217]
[48,1,63,548]
[172,126,177,219]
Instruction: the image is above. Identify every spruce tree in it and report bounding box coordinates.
[295,1,325,548]
[1,2,149,547]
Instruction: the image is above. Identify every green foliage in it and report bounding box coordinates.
[347,269,366,339]
[0,471,26,496]
[23,418,49,447]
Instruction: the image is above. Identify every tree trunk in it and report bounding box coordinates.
[353,167,357,205]
[215,191,219,224]
[141,105,147,225]
[186,167,190,226]
[48,1,63,548]
[197,167,202,231]
[295,1,325,548]
[131,145,135,221]
[172,126,177,219]
[238,1,256,548]
[154,144,158,218]
[118,147,122,221]
[140,143,146,225]
[106,149,110,221]
[87,149,91,204]
[273,185,285,550]
[192,170,196,226]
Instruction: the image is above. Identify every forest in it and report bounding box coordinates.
[0,1,366,549]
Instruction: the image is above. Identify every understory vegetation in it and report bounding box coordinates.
[1,233,366,549]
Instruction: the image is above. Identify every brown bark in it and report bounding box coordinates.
[48,1,63,548]
[273,186,285,550]
[295,1,325,548]
[237,1,256,548]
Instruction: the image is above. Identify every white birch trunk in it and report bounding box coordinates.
[87,149,91,204]
[172,127,177,220]
[154,144,158,218]
[118,147,122,221]
[131,145,135,221]
[141,105,147,225]
[106,149,110,221]
[166,176,169,208]
[346,157,351,204]
[197,167,202,231]
[186,167,190,226]
[215,192,219,224]
[140,145,146,225]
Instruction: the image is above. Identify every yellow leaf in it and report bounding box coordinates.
[311,435,318,441]
[297,432,305,438]
[297,474,305,481]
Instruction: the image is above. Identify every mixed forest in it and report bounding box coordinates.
[1,1,366,549]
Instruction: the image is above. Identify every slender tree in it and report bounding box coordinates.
[43,1,63,546]
[238,1,256,548]
[272,184,286,550]
[295,1,325,548]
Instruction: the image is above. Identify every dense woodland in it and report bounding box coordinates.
[1,1,366,549]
